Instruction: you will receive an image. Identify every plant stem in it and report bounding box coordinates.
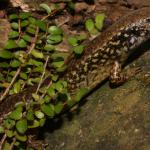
[0,134,7,150]
[0,66,21,102]
[35,56,49,94]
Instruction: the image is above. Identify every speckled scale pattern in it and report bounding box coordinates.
[63,8,150,93]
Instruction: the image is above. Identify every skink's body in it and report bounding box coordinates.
[63,7,150,95]
[0,7,150,123]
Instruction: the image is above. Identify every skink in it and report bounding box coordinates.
[0,7,150,124]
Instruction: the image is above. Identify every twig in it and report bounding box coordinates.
[16,19,22,42]
[35,56,49,94]
[0,134,7,150]
[9,137,16,150]
[40,80,52,99]
[41,9,61,21]
[58,17,69,27]
[28,27,39,54]
[18,19,21,34]
[0,66,21,102]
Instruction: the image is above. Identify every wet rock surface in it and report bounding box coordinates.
[43,46,150,150]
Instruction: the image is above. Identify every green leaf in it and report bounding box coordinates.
[27,58,43,66]
[44,44,55,51]
[15,102,25,108]
[0,50,13,59]
[51,74,58,81]
[9,31,19,38]
[95,13,105,30]
[26,109,34,121]
[31,49,44,59]
[15,132,27,142]
[47,87,55,97]
[9,107,23,120]
[4,119,15,129]
[11,22,19,30]
[39,3,51,14]
[10,59,21,68]
[48,26,63,35]
[73,45,85,55]
[28,17,36,24]
[28,120,40,128]
[39,118,46,127]
[62,80,68,88]
[16,119,28,134]
[41,104,54,118]
[5,40,18,49]
[33,66,43,73]
[75,88,89,102]
[19,12,31,19]
[67,99,76,107]
[13,81,21,94]
[22,34,31,42]
[6,76,12,83]
[52,61,64,68]
[18,39,27,48]
[44,95,51,103]
[47,35,62,44]
[32,93,40,101]
[85,19,95,32]
[0,73,4,81]
[0,62,9,68]
[27,25,36,34]
[14,51,27,63]
[51,52,66,60]
[20,72,28,80]
[89,28,99,35]
[7,76,12,82]
[5,130,14,138]
[56,65,67,72]
[35,110,45,119]
[76,34,87,41]
[54,102,63,114]
[36,39,42,44]
[2,142,11,150]
[35,20,46,31]
[14,141,20,146]
[0,126,4,134]
[9,14,18,20]
[55,81,63,92]
[9,71,16,76]
[68,37,78,46]
[21,20,29,27]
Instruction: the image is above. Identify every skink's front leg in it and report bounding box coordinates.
[109,61,141,85]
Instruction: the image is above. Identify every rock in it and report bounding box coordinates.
[43,46,150,150]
